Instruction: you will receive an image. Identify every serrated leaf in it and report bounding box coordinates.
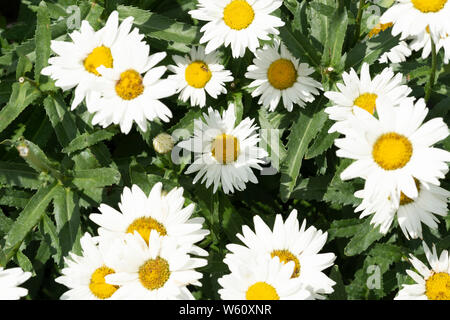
[279,100,327,202]
[2,182,59,263]
[0,207,13,235]
[0,188,32,208]
[62,128,118,154]
[305,120,338,159]
[43,94,79,148]
[344,219,384,256]
[35,1,51,83]
[40,213,62,266]
[0,82,41,134]
[321,6,348,69]
[328,265,347,300]
[0,161,41,190]
[328,218,363,241]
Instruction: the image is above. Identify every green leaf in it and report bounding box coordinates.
[344,219,385,256]
[327,218,363,241]
[0,82,41,134]
[258,108,287,172]
[305,120,339,159]
[43,94,79,148]
[0,207,13,235]
[15,250,35,274]
[16,56,33,79]
[0,188,33,208]
[35,1,51,83]
[117,5,200,52]
[279,100,327,202]
[72,168,121,205]
[40,213,62,266]
[328,265,347,300]
[2,182,59,263]
[0,161,41,190]
[62,128,118,154]
[321,6,348,69]
[53,186,80,263]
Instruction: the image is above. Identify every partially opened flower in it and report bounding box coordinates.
[189,0,285,58]
[177,104,268,194]
[245,40,322,112]
[396,242,450,300]
[410,26,450,64]
[168,46,233,107]
[225,209,336,299]
[0,266,32,300]
[41,11,147,110]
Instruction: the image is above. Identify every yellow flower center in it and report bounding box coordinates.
[89,266,119,299]
[399,179,421,206]
[354,93,378,115]
[425,272,450,300]
[138,257,171,290]
[211,134,240,164]
[185,61,212,88]
[126,217,167,245]
[372,133,413,171]
[412,0,447,13]
[368,23,393,38]
[271,250,301,278]
[115,69,144,100]
[267,59,297,90]
[223,0,255,30]
[83,46,113,76]
[246,282,280,300]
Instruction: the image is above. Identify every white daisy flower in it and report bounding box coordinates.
[380,0,450,41]
[335,98,450,206]
[104,231,206,300]
[354,180,450,239]
[396,242,450,300]
[225,209,336,299]
[89,183,209,257]
[87,47,177,134]
[55,233,122,300]
[189,0,285,58]
[410,27,450,64]
[245,40,322,112]
[177,103,268,194]
[324,62,413,134]
[379,41,412,64]
[41,11,147,110]
[0,267,31,300]
[168,46,233,108]
[218,254,312,300]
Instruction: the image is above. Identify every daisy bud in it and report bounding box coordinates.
[153,133,174,154]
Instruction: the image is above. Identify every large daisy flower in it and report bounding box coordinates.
[87,47,177,134]
[396,242,450,300]
[104,232,206,300]
[55,233,122,300]
[245,40,322,112]
[189,0,285,58]
[41,11,147,110]
[177,103,268,194]
[354,180,450,239]
[0,266,31,300]
[168,46,233,108]
[380,0,450,41]
[218,254,312,300]
[324,63,413,134]
[335,98,450,205]
[225,209,336,299]
[89,183,209,257]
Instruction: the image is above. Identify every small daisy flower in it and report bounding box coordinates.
[104,232,206,300]
[380,0,450,41]
[0,267,31,300]
[396,242,450,300]
[168,46,233,108]
[324,63,413,134]
[87,48,177,134]
[89,183,209,257]
[55,233,121,300]
[354,179,450,239]
[245,40,322,112]
[177,103,268,194]
[225,209,336,299]
[335,98,450,206]
[218,254,312,300]
[189,0,285,58]
[41,11,147,110]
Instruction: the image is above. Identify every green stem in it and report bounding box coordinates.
[425,37,437,103]
[353,0,366,46]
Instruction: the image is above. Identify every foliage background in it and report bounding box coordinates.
[0,0,449,300]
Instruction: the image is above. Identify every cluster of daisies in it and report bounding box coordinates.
[1,0,450,300]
